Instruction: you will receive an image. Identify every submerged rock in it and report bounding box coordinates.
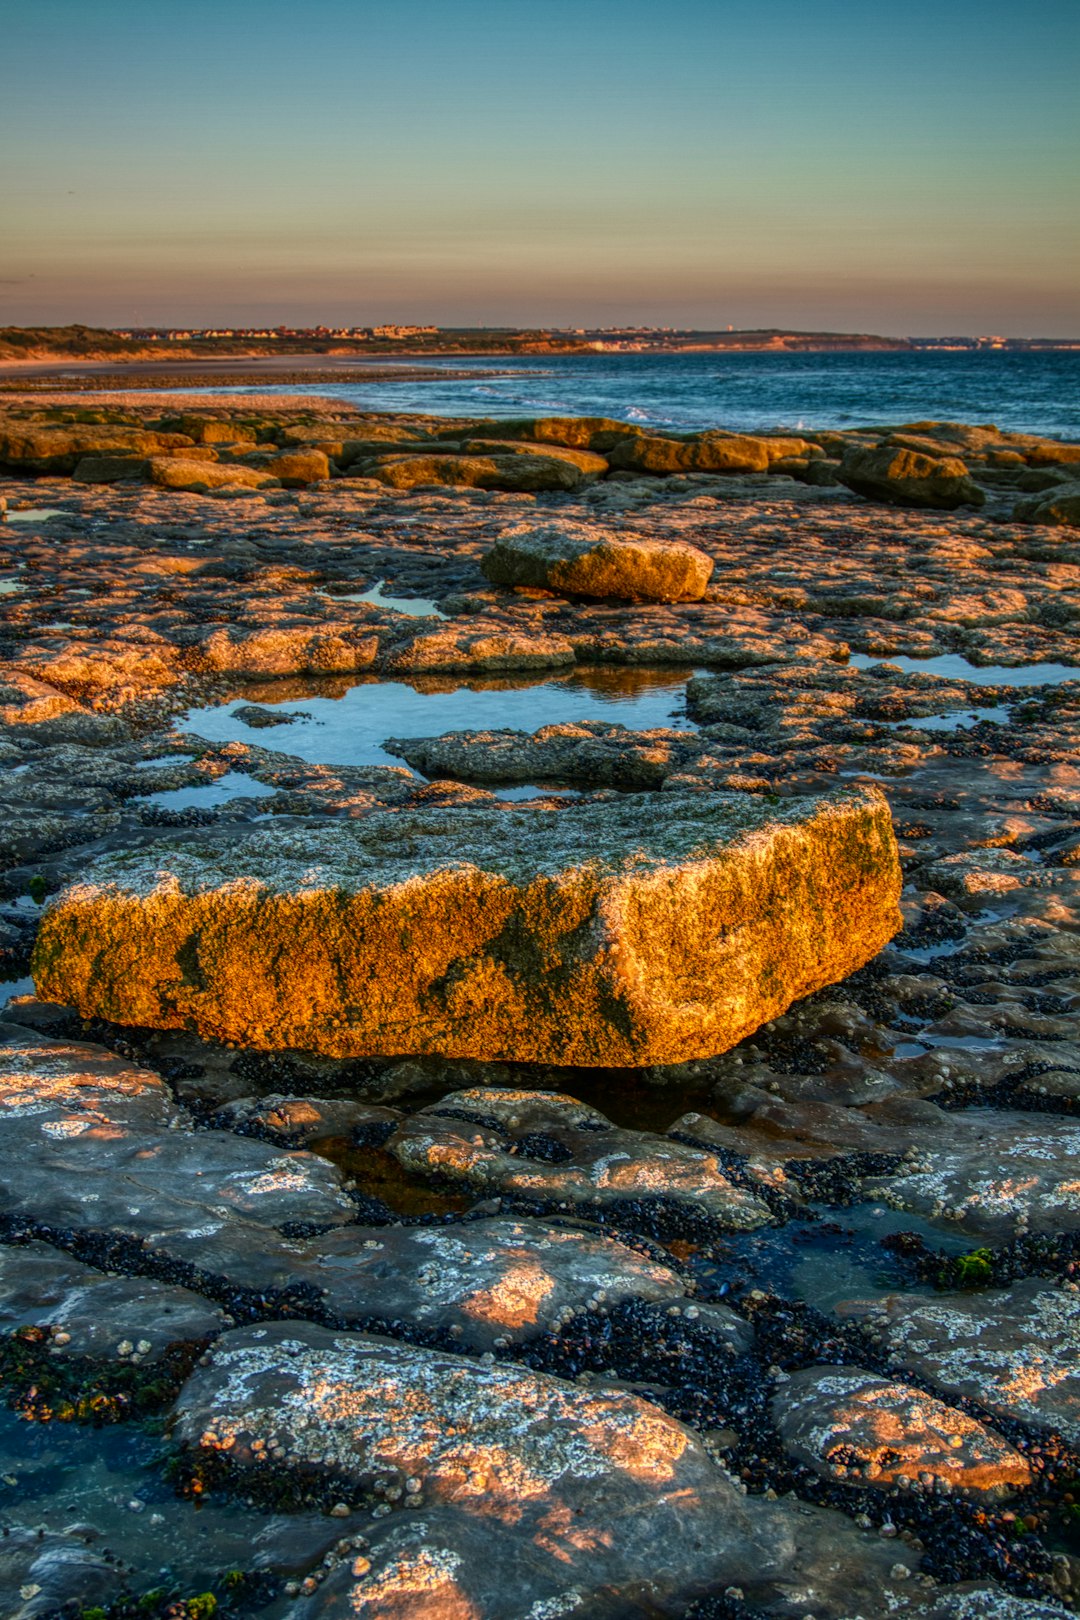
[0,1525,123,1619]
[481,521,714,601]
[33,785,902,1066]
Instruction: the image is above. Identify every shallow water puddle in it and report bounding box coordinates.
[882,706,1013,732]
[0,976,34,1010]
[181,666,700,774]
[693,1205,970,1309]
[320,578,447,618]
[139,771,277,810]
[0,576,25,595]
[0,1406,288,1602]
[851,652,1080,686]
[2,507,67,524]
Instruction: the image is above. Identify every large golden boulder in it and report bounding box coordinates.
[481,521,713,601]
[33,786,901,1068]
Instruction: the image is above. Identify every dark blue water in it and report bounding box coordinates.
[200,350,1080,439]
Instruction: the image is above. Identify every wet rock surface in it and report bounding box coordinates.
[174,1320,779,1615]
[1,400,1080,1617]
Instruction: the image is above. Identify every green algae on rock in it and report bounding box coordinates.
[32,785,901,1066]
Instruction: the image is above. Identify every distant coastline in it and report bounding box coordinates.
[1,322,1078,371]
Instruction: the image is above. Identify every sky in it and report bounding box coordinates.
[1,0,1077,335]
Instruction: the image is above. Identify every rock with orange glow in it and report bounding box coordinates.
[148,456,279,492]
[300,1217,687,1350]
[263,448,331,487]
[0,421,193,473]
[841,1280,1080,1446]
[32,784,902,1067]
[389,1088,772,1229]
[174,1321,787,1612]
[772,1367,1032,1498]
[0,1024,176,1138]
[606,431,774,475]
[481,521,714,602]
[362,451,594,492]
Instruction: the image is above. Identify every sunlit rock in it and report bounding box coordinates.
[1015,482,1080,527]
[33,785,901,1066]
[362,451,593,492]
[772,1366,1032,1497]
[148,456,279,492]
[606,431,774,474]
[388,1088,772,1229]
[264,448,331,486]
[384,719,699,787]
[481,521,714,602]
[840,1280,1080,1445]
[838,444,986,508]
[174,1321,784,1614]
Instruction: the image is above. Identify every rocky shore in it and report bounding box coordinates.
[0,399,1079,1620]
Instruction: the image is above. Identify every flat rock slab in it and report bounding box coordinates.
[772,1366,1031,1499]
[481,521,714,601]
[0,1027,354,1250]
[33,785,902,1066]
[0,1239,226,1362]
[866,1110,1080,1237]
[389,1087,772,1230]
[174,1321,780,1614]
[841,1280,1080,1445]
[384,719,699,788]
[178,1214,689,1352]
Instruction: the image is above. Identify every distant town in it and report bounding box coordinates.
[107,325,1079,352]
[1,324,1077,364]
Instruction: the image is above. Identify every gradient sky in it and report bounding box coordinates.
[1,0,1077,334]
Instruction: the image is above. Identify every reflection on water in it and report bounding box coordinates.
[137,771,277,810]
[320,578,447,618]
[181,666,700,772]
[883,706,1014,733]
[3,507,67,524]
[851,652,1080,686]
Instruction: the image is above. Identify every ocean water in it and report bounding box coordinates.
[200,350,1080,438]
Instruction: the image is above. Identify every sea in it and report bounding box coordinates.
[200,350,1080,439]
